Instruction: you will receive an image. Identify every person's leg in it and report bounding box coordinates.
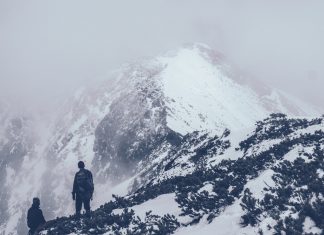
[84,197,91,216]
[75,195,82,215]
[30,228,37,235]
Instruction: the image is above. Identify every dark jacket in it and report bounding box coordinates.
[72,169,94,198]
[27,205,46,234]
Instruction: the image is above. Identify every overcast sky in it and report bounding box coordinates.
[1,0,324,113]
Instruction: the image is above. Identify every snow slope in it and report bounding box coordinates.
[158,44,318,135]
[41,114,324,235]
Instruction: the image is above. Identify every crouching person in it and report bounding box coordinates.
[27,197,46,235]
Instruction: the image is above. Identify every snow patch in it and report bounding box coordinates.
[245,169,275,199]
[130,193,181,219]
[317,169,324,178]
[303,217,322,234]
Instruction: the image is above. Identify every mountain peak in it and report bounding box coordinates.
[149,44,318,135]
[0,44,322,235]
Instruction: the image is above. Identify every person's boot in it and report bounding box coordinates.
[75,211,81,219]
[85,210,91,218]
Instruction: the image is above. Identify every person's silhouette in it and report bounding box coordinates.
[72,161,94,217]
[27,197,46,235]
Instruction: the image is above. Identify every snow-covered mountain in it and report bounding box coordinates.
[0,44,322,235]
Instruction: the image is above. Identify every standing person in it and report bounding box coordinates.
[72,161,94,217]
[27,197,46,235]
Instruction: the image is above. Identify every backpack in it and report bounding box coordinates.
[76,170,94,194]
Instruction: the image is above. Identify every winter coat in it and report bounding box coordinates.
[72,168,94,199]
[27,205,46,234]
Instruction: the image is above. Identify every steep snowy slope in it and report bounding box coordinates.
[0,44,320,235]
[41,114,324,235]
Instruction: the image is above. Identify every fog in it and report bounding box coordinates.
[1,0,324,113]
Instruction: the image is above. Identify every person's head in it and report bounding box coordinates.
[78,161,85,169]
[32,197,40,207]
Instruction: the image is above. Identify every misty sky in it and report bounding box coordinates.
[0,0,324,112]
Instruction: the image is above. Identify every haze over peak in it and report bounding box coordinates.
[1,0,324,113]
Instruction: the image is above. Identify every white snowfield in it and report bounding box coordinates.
[0,43,321,235]
[158,44,318,136]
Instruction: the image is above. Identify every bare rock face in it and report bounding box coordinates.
[93,64,182,182]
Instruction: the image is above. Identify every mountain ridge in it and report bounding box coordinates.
[0,44,322,235]
[41,114,324,235]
